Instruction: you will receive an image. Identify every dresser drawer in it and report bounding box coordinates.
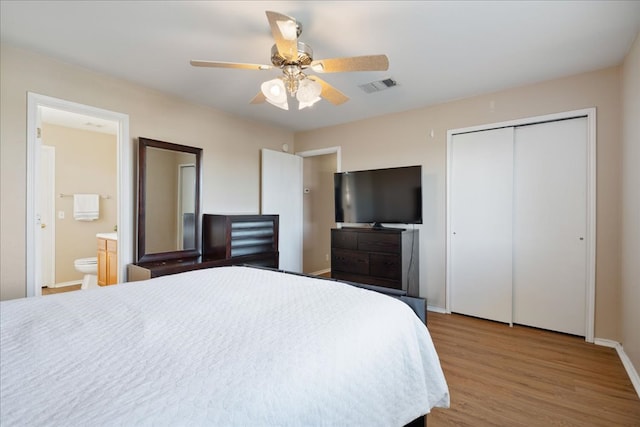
[331,229,358,250]
[370,253,401,279]
[332,248,369,275]
[358,232,401,253]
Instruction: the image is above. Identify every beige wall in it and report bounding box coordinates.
[0,43,293,300]
[621,33,640,376]
[295,66,623,341]
[42,124,117,284]
[302,154,336,274]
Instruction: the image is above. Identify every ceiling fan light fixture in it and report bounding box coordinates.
[298,98,321,110]
[266,97,289,110]
[296,78,322,109]
[262,78,286,100]
[261,78,289,110]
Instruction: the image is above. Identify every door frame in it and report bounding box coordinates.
[445,108,596,342]
[39,145,56,287]
[296,146,342,172]
[26,92,132,297]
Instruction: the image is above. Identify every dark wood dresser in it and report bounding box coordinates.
[128,214,278,281]
[331,227,419,296]
[202,214,279,266]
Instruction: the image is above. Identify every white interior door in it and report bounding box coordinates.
[450,128,514,324]
[39,145,55,287]
[513,118,588,336]
[261,148,303,272]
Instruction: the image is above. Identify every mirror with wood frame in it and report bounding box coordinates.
[137,137,202,262]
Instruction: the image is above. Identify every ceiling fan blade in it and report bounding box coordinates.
[307,76,349,105]
[250,91,266,104]
[265,11,299,61]
[310,55,389,73]
[190,60,273,71]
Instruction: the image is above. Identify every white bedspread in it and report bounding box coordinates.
[0,266,449,426]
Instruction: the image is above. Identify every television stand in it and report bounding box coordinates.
[370,222,407,231]
[331,227,419,296]
[340,224,407,231]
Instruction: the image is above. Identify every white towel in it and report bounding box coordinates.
[73,194,100,221]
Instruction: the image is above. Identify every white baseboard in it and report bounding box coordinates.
[427,305,447,314]
[46,280,82,289]
[594,338,640,399]
[593,337,618,348]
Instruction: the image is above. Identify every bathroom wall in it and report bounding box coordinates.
[43,123,117,284]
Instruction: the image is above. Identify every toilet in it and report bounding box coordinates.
[74,257,98,290]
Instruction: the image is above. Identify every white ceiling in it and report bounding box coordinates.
[2,1,639,132]
[40,107,118,135]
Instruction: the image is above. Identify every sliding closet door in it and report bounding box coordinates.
[512,118,587,336]
[450,128,514,324]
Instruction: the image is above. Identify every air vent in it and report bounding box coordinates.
[358,78,398,94]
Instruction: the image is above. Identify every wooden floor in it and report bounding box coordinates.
[425,312,640,426]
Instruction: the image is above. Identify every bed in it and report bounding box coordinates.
[0,266,449,426]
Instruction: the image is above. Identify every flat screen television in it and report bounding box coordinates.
[334,165,422,228]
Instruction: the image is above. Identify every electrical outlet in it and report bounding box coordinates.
[325,253,329,262]
[58,211,65,219]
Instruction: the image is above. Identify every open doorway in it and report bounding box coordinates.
[26,93,131,297]
[298,147,341,276]
[40,108,118,293]
[302,152,338,275]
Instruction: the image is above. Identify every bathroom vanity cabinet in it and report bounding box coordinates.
[97,236,117,286]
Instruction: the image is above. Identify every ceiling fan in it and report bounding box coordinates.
[190,11,389,110]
